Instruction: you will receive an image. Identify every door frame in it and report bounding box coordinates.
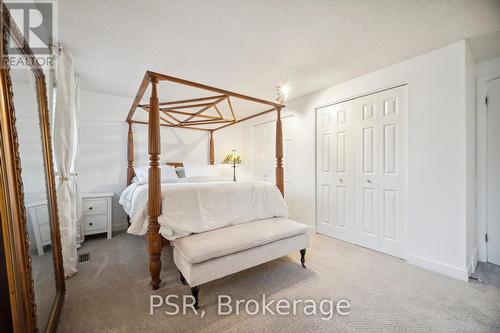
[477,72,500,263]
[314,83,408,258]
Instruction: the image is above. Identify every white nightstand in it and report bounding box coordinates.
[27,200,51,256]
[81,192,113,239]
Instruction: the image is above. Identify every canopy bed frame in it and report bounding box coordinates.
[125,71,287,290]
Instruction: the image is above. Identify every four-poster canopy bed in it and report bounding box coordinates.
[123,71,309,306]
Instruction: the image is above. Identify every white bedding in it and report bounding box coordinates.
[120,177,288,240]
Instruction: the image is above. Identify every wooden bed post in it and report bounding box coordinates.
[148,77,162,290]
[209,130,215,165]
[275,106,284,196]
[127,123,135,186]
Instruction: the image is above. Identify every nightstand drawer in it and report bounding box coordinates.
[34,206,49,224]
[39,223,51,242]
[82,199,108,216]
[82,214,107,232]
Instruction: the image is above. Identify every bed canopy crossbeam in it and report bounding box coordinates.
[125,71,285,290]
[139,95,241,128]
[126,71,283,130]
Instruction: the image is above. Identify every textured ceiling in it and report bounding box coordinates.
[59,0,500,103]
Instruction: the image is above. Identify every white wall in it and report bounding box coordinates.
[476,56,500,77]
[212,124,245,179]
[230,41,473,280]
[78,89,215,230]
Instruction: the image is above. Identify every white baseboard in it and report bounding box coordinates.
[407,254,469,281]
[112,223,128,232]
[467,247,478,275]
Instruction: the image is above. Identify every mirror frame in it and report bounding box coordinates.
[0,2,65,333]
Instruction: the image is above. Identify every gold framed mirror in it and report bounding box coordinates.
[0,2,64,332]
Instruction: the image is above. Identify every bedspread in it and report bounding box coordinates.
[119,177,288,240]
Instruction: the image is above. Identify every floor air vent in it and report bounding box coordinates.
[78,253,91,263]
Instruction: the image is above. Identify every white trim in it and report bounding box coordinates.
[407,254,469,281]
[313,82,407,111]
[477,71,500,262]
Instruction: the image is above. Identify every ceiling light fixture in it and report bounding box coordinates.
[279,84,290,96]
[276,83,291,103]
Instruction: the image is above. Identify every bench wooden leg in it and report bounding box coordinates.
[179,270,187,285]
[300,249,306,268]
[191,286,200,309]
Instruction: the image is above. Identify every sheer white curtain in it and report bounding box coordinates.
[54,49,80,277]
[73,77,83,246]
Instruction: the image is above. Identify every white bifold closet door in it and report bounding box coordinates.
[317,86,406,258]
[316,101,355,242]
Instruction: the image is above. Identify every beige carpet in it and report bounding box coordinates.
[58,232,500,333]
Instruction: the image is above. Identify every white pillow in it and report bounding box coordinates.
[134,165,149,183]
[160,165,178,181]
[134,164,178,183]
[183,163,219,177]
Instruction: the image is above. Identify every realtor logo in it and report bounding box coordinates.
[3,0,57,68]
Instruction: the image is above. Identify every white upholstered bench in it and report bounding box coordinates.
[172,217,310,308]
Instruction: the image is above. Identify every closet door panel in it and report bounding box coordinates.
[317,107,335,235]
[354,95,380,250]
[316,101,354,242]
[378,87,406,258]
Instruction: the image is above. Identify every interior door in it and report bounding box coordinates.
[253,117,295,215]
[316,101,355,242]
[377,87,407,258]
[353,87,406,258]
[354,94,380,250]
[253,121,274,182]
[282,116,295,217]
[487,77,500,265]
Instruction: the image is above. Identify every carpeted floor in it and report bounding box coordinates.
[57,232,500,333]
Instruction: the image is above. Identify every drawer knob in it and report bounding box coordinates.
[89,222,93,226]
[89,207,93,210]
